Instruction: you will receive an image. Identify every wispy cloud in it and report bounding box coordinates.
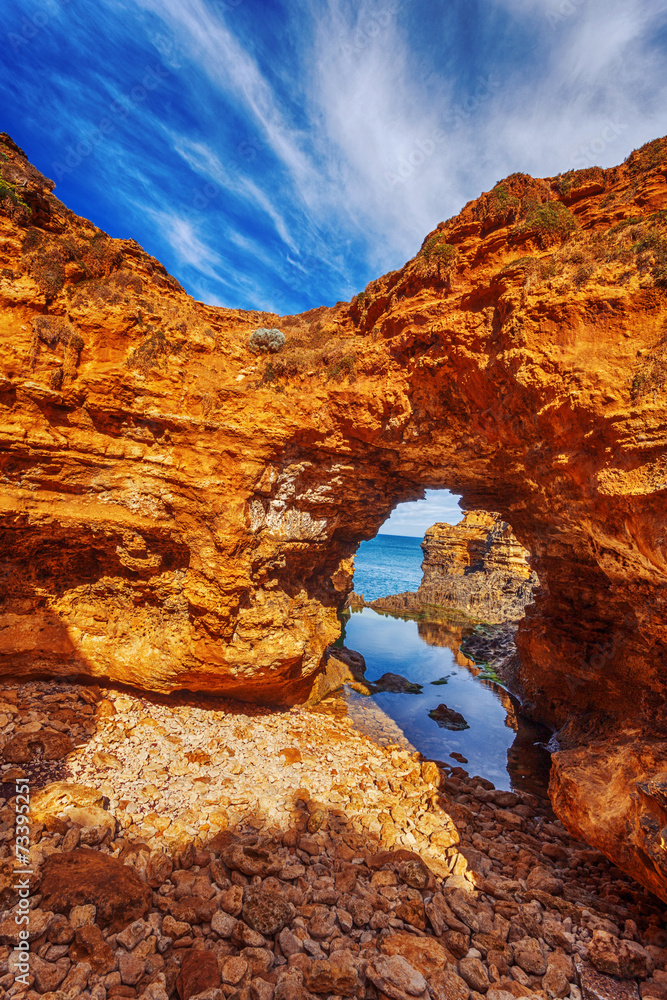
[142,207,226,279]
[379,490,464,536]
[1,0,666,314]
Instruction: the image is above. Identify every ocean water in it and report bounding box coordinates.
[346,535,551,794]
[352,533,424,601]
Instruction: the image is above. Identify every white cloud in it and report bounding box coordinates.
[379,490,464,537]
[142,207,227,279]
[114,0,667,303]
[12,0,665,315]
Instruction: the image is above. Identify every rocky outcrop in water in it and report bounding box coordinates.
[418,512,538,624]
[2,132,667,900]
[351,511,537,625]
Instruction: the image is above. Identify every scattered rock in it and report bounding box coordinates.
[242,886,294,935]
[367,953,429,1000]
[380,931,450,978]
[459,955,491,992]
[0,674,662,1000]
[576,959,641,1000]
[429,704,470,730]
[176,949,221,1000]
[588,930,653,979]
[2,729,73,763]
[303,951,359,994]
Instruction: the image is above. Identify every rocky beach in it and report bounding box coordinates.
[2,679,666,1000]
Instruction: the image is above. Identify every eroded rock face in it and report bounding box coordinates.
[367,511,537,624]
[550,737,667,905]
[418,512,538,623]
[2,134,667,897]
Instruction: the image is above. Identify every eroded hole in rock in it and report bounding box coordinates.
[326,490,551,796]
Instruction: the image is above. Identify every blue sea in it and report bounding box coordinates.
[344,534,551,794]
[352,533,424,601]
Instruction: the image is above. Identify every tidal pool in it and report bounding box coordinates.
[338,606,551,796]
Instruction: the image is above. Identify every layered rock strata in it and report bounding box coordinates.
[356,511,537,624]
[1,133,667,898]
[418,513,538,624]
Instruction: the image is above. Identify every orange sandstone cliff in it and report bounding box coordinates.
[1,132,667,899]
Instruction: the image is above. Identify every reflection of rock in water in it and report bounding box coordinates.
[336,609,553,798]
[416,618,552,798]
[416,620,478,669]
[505,696,553,804]
[494,685,518,732]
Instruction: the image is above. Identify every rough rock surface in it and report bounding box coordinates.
[40,847,153,930]
[1,677,667,1000]
[2,135,667,897]
[366,512,537,624]
[418,513,537,623]
[549,739,667,908]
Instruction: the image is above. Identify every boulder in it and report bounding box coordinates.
[2,730,73,763]
[40,848,152,931]
[177,949,221,1000]
[588,930,653,979]
[429,704,470,731]
[242,886,294,936]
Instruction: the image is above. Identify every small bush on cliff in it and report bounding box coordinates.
[420,236,457,268]
[28,316,84,381]
[0,177,29,210]
[248,327,285,354]
[489,184,521,218]
[632,230,667,288]
[128,328,180,371]
[258,344,357,388]
[326,353,355,382]
[625,137,667,175]
[631,337,667,401]
[520,200,578,244]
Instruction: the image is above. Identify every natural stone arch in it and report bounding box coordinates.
[1,132,667,898]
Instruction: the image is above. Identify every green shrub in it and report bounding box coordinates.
[480,183,521,224]
[493,184,514,207]
[629,214,667,287]
[556,173,573,196]
[326,353,355,382]
[503,256,535,272]
[609,216,644,235]
[521,200,578,241]
[0,177,29,211]
[420,236,457,267]
[626,138,667,175]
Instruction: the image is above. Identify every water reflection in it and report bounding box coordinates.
[338,607,552,796]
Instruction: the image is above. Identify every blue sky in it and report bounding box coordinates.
[379,490,463,536]
[2,0,667,316]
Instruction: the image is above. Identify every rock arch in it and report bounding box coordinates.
[1,133,667,897]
